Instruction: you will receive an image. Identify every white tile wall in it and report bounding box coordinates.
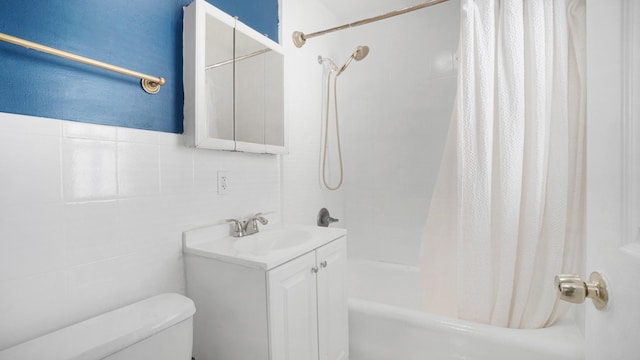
[280,0,460,266]
[0,270,71,350]
[280,0,347,228]
[0,132,62,205]
[117,142,160,197]
[0,112,281,349]
[62,138,118,201]
[338,1,460,266]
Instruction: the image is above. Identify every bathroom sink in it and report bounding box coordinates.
[234,229,312,254]
[182,224,347,270]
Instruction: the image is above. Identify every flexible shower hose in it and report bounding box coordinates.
[322,69,344,190]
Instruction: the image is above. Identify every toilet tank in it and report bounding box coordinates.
[0,293,195,360]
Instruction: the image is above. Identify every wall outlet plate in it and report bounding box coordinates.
[217,171,230,195]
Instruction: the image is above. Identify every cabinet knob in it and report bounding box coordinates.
[320,260,328,268]
[311,266,319,274]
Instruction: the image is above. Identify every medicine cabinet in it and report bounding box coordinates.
[183,0,286,154]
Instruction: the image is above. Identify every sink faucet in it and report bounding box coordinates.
[226,213,269,237]
[245,213,269,236]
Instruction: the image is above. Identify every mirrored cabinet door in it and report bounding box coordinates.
[205,12,234,143]
[184,0,286,154]
[264,50,285,152]
[235,23,266,153]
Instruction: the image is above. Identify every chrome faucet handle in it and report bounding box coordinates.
[226,219,245,237]
[251,213,269,225]
[244,214,268,236]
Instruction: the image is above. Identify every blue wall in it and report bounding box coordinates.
[0,0,278,133]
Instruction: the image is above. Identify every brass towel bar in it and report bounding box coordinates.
[0,32,166,94]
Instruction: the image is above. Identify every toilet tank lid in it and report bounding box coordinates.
[0,293,195,360]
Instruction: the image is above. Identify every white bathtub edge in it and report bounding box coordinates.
[349,295,585,360]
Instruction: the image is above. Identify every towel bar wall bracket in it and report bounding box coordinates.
[141,78,164,94]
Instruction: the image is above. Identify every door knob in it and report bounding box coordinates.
[554,272,608,310]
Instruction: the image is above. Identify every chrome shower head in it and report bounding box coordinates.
[337,45,370,75]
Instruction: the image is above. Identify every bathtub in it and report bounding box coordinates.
[348,259,585,360]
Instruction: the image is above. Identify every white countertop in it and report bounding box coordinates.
[182,223,347,270]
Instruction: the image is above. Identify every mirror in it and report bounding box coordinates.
[183,0,286,154]
[204,12,234,143]
[264,49,285,150]
[234,22,267,152]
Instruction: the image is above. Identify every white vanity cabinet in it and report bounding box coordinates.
[182,225,348,360]
[268,238,349,360]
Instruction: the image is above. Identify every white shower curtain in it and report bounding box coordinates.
[420,0,585,329]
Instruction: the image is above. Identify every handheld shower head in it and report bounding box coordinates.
[337,45,370,75]
[353,45,370,61]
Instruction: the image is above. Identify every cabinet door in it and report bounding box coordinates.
[268,251,319,360]
[203,10,234,146]
[316,237,349,360]
[183,1,236,150]
[264,48,285,154]
[234,21,266,153]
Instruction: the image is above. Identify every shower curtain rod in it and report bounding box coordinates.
[292,0,449,48]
